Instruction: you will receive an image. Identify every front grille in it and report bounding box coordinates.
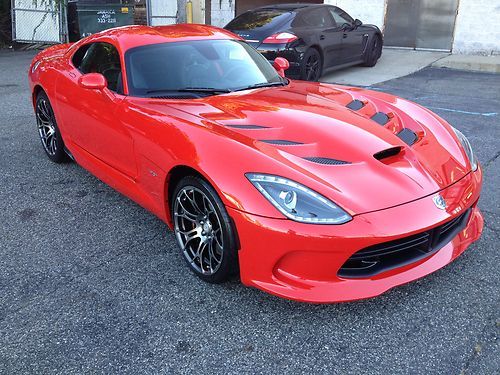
[338,208,471,278]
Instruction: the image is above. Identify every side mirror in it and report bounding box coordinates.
[273,57,289,77]
[354,19,362,28]
[78,73,107,90]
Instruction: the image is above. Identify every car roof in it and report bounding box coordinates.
[254,3,327,11]
[79,24,242,52]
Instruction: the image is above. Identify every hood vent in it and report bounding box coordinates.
[374,146,402,161]
[151,94,198,99]
[226,124,269,129]
[261,139,303,145]
[397,128,418,146]
[346,99,365,111]
[371,112,390,125]
[303,157,349,165]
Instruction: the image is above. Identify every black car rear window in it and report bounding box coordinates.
[225,9,292,31]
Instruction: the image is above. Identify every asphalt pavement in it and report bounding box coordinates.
[0,50,499,374]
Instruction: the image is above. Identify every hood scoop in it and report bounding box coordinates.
[374,146,403,161]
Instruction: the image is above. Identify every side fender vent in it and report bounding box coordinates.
[226,124,269,129]
[374,146,402,161]
[397,128,418,146]
[303,157,350,165]
[371,112,390,125]
[261,139,303,145]
[346,99,365,111]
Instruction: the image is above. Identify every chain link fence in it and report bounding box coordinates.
[11,0,67,44]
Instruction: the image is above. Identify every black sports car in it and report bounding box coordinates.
[225,3,383,81]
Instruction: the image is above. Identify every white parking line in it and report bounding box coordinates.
[426,106,498,117]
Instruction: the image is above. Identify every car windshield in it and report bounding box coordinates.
[125,39,285,97]
[225,9,291,31]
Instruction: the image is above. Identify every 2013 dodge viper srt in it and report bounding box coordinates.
[28,25,483,303]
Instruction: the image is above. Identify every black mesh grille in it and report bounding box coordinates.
[303,157,350,165]
[397,128,418,146]
[260,140,303,145]
[151,95,198,100]
[346,99,365,110]
[338,208,472,278]
[225,124,269,129]
[371,112,390,125]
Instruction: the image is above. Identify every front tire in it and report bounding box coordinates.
[35,91,68,163]
[300,48,323,81]
[363,35,382,67]
[172,176,238,283]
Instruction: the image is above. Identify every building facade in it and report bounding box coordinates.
[11,0,499,55]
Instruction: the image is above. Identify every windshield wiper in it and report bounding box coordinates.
[233,80,288,92]
[146,87,232,95]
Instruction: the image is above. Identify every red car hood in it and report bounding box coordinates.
[132,81,470,215]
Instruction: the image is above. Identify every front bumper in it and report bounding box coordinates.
[228,168,483,303]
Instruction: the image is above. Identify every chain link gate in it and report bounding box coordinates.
[11,0,68,44]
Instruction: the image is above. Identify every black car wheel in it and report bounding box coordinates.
[35,91,68,163]
[172,176,238,283]
[300,48,323,81]
[363,35,382,67]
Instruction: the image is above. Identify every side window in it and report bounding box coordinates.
[74,42,123,94]
[72,44,92,70]
[329,7,354,28]
[297,8,334,28]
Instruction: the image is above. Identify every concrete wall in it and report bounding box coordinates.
[324,0,386,30]
[210,0,236,27]
[452,0,500,55]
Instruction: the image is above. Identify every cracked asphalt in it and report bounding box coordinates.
[0,50,498,374]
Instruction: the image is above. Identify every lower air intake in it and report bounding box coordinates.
[338,209,471,278]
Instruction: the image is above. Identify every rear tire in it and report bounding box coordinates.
[363,35,382,67]
[171,176,239,283]
[35,91,68,163]
[300,48,323,81]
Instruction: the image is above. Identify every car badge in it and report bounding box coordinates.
[433,194,447,210]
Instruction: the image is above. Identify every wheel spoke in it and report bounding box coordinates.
[36,98,58,156]
[177,195,198,219]
[173,186,225,276]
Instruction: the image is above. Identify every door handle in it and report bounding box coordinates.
[320,34,325,40]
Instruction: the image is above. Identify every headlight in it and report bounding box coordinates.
[246,173,352,224]
[451,127,478,171]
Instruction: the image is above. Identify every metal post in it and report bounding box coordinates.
[146,0,152,26]
[11,0,16,42]
[186,1,193,23]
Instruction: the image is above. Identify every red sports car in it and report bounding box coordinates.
[28,25,483,303]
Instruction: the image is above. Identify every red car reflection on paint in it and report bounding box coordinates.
[28,25,483,303]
